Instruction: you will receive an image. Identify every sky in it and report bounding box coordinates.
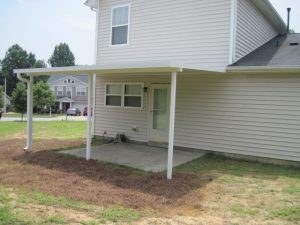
[0,0,299,66]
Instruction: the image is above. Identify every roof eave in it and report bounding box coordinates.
[13,61,226,76]
[227,65,300,73]
[252,0,286,34]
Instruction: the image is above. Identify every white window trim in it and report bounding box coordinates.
[56,86,63,96]
[104,82,144,109]
[110,4,131,47]
[66,86,72,98]
[76,86,87,96]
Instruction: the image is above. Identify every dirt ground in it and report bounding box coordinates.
[1,138,299,225]
[0,139,212,210]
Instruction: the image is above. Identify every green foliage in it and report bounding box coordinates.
[270,207,300,221]
[0,206,27,225]
[1,44,45,96]
[33,81,56,111]
[0,190,10,203]
[48,43,75,67]
[99,207,141,222]
[231,205,259,216]
[283,185,300,194]
[11,82,27,119]
[19,191,90,211]
[34,60,47,68]
[0,85,3,108]
[41,215,65,224]
[33,60,49,83]
[176,154,300,179]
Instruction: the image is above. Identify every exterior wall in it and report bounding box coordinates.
[97,0,232,69]
[94,74,171,141]
[94,73,300,162]
[234,0,278,61]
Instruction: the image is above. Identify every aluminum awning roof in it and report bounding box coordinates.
[14,61,226,76]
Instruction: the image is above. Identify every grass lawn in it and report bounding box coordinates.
[0,121,86,140]
[2,112,61,118]
[0,121,299,224]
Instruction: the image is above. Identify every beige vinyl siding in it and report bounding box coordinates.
[97,0,232,69]
[94,73,300,162]
[235,0,278,61]
[94,75,171,142]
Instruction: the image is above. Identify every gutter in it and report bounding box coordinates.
[17,73,30,83]
[227,65,300,73]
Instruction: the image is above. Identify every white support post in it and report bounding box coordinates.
[4,77,7,113]
[86,74,93,160]
[167,71,177,179]
[25,75,33,151]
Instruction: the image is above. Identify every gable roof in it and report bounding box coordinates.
[48,75,88,84]
[232,34,300,67]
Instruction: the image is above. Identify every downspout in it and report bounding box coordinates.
[17,73,33,151]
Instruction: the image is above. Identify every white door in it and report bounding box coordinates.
[149,84,170,143]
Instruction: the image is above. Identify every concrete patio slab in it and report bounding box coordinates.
[61,143,205,172]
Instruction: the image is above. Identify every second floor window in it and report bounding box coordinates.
[56,86,63,96]
[111,5,130,46]
[66,87,72,97]
[77,86,86,96]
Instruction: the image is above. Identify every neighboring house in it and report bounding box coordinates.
[48,75,88,113]
[15,0,300,178]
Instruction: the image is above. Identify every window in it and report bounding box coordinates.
[77,86,86,96]
[64,78,73,84]
[111,5,130,46]
[56,86,63,96]
[105,83,143,108]
[124,84,142,107]
[66,86,72,97]
[106,84,122,106]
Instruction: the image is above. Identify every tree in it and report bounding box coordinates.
[11,82,27,120]
[33,60,49,83]
[33,81,56,113]
[48,43,75,67]
[0,85,3,108]
[1,44,46,95]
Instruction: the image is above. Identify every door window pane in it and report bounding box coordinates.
[153,89,168,130]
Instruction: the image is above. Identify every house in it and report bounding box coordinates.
[48,75,88,113]
[14,0,300,179]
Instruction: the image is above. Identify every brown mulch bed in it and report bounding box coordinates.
[0,139,213,209]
